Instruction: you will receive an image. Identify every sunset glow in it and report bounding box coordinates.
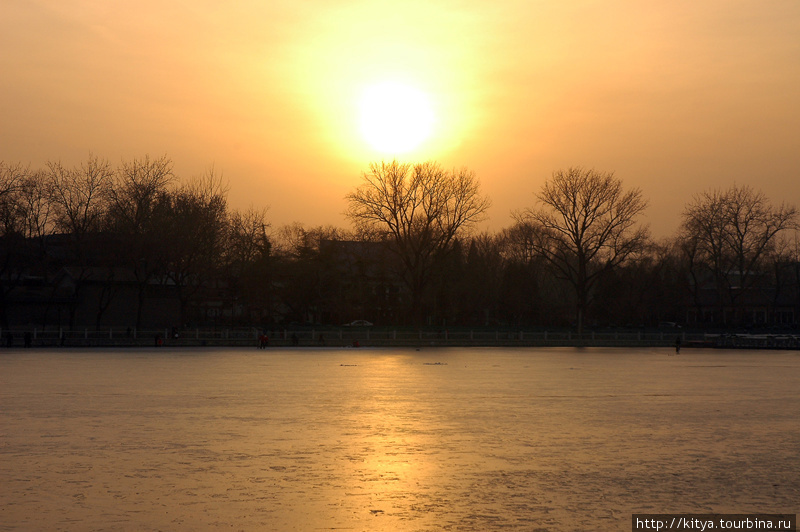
[1,1,799,234]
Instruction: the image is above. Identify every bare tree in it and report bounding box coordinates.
[498,220,571,326]
[500,220,544,265]
[0,162,27,237]
[46,155,113,238]
[680,184,798,325]
[517,167,649,334]
[226,207,271,271]
[225,207,273,321]
[163,169,229,324]
[0,162,31,329]
[271,223,352,325]
[272,223,349,259]
[107,155,175,328]
[43,156,116,327]
[18,170,53,242]
[345,160,490,323]
[108,155,174,234]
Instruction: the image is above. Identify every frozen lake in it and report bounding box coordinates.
[1,347,798,531]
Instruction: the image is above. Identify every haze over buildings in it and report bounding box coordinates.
[2,1,799,237]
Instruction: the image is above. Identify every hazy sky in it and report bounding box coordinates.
[2,0,799,237]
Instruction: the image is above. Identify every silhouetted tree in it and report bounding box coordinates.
[17,169,53,242]
[163,170,229,324]
[46,155,112,239]
[454,234,504,326]
[0,162,30,328]
[591,240,686,327]
[45,156,115,326]
[227,208,271,270]
[273,224,351,325]
[107,155,175,327]
[680,184,798,325]
[0,162,28,238]
[225,207,272,323]
[498,221,571,326]
[517,167,649,334]
[345,160,490,324]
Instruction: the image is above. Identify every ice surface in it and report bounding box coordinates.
[1,347,798,531]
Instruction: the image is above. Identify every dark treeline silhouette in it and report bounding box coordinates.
[1,156,798,332]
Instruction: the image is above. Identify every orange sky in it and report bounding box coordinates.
[2,1,799,237]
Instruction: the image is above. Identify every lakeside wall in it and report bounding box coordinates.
[3,327,800,350]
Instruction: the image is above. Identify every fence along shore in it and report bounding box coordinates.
[3,326,799,350]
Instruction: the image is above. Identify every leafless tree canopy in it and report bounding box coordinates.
[108,154,174,233]
[680,184,798,313]
[273,223,350,259]
[528,167,649,267]
[682,184,798,265]
[345,160,490,321]
[518,167,649,332]
[346,160,490,242]
[0,162,29,238]
[46,154,113,237]
[17,170,52,240]
[227,207,271,267]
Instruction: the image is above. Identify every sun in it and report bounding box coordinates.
[358,81,435,154]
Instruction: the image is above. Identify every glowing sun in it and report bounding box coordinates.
[358,81,435,153]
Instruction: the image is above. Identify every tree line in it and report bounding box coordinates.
[1,156,798,331]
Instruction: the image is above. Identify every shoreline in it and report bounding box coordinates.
[4,325,800,350]
[5,335,800,351]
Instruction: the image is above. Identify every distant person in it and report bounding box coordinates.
[319,333,325,346]
[291,333,299,346]
[675,336,682,354]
